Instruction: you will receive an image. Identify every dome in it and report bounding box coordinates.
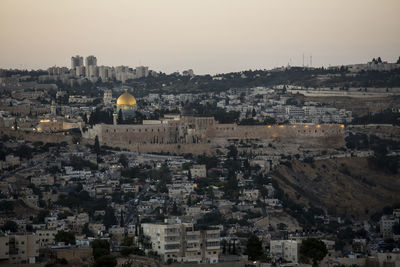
[117,92,136,106]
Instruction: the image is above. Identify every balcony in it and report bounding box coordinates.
[206,241,220,249]
[164,237,181,244]
[186,242,200,252]
[164,244,181,253]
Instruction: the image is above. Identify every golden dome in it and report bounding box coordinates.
[117,92,136,106]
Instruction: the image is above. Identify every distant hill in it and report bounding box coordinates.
[271,157,400,219]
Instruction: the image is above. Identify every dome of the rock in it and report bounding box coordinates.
[117,92,136,107]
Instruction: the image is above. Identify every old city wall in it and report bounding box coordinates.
[86,119,216,147]
[95,124,179,146]
[0,104,31,116]
[82,120,345,155]
[214,124,344,140]
[0,127,73,144]
[0,104,48,116]
[126,143,212,155]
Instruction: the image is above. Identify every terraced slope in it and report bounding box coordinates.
[271,157,400,219]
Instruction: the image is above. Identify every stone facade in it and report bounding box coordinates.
[82,116,345,155]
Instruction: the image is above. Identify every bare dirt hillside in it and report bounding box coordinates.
[305,95,400,117]
[271,157,400,219]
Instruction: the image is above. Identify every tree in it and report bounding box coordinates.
[55,230,76,245]
[393,222,400,235]
[171,202,181,216]
[122,236,135,247]
[121,247,133,256]
[34,209,50,224]
[277,223,287,231]
[94,135,101,154]
[0,200,14,213]
[83,113,88,124]
[103,206,117,229]
[224,169,239,202]
[264,116,277,125]
[299,238,328,267]
[117,109,124,124]
[121,246,145,257]
[119,154,129,168]
[245,235,263,261]
[92,239,110,260]
[1,220,18,232]
[82,223,94,237]
[88,108,113,125]
[93,255,117,267]
[227,145,238,159]
[221,239,227,254]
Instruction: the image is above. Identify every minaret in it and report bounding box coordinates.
[51,101,56,117]
[113,112,117,126]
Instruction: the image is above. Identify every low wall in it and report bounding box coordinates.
[108,143,213,155]
[0,128,73,144]
[55,248,93,265]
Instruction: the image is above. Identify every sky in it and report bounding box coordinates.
[0,0,399,74]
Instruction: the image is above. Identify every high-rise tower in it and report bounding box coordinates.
[71,55,83,70]
[85,55,97,77]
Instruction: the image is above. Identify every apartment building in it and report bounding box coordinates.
[36,230,57,248]
[270,240,300,263]
[190,165,207,178]
[0,235,9,261]
[168,183,195,199]
[142,221,220,263]
[30,175,54,186]
[239,189,260,202]
[4,233,40,264]
[380,215,399,238]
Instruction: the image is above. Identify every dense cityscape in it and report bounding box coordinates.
[0,53,399,267]
[1,0,400,266]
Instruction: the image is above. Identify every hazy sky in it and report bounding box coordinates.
[1,0,399,74]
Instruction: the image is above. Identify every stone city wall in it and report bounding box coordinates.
[82,117,345,155]
[0,128,73,144]
[125,143,212,155]
[215,124,344,139]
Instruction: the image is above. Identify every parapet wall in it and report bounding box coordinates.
[122,143,212,155]
[215,124,344,139]
[0,128,73,144]
[83,122,345,155]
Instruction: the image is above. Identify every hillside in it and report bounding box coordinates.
[271,157,400,219]
[306,95,400,117]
